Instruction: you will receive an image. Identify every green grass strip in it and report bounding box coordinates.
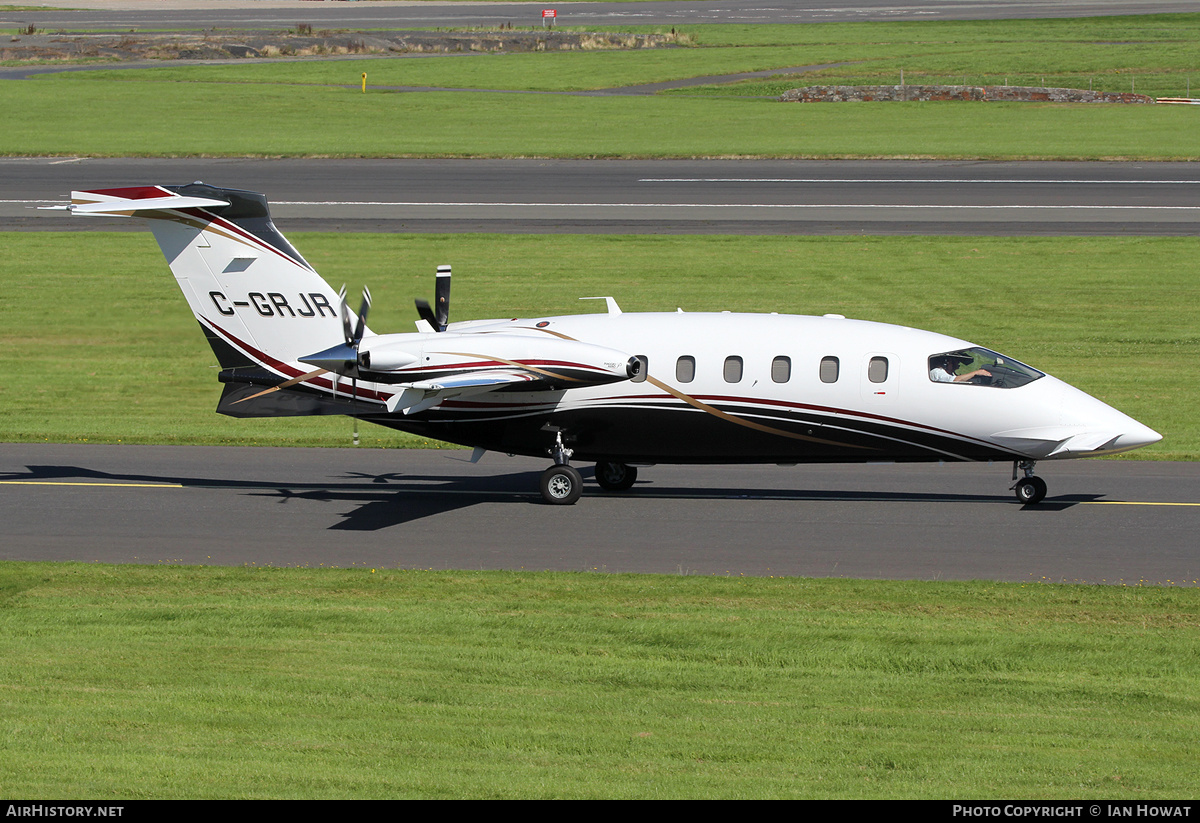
[4,15,1200,160]
[49,15,1200,94]
[4,79,1198,160]
[0,562,1197,798]
[1,232,1193,457]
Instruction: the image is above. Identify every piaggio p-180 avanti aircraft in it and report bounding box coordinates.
[67,183,1161,505]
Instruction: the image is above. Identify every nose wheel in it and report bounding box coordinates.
[1011,460,1047,505]
[539,429,582,505]
[540,464,583,505]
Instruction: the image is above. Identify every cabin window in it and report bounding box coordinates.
[868,356,889,383]
[928,347,1044,389]
[723,356,743,383]
[631,355,648,383]
[676,355,696,383]
[771,356,791,383]
[820,356,840,384]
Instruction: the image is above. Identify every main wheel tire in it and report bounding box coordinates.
[540,465,583,505]
[594,461,638,492]
[1014,476,1048,505]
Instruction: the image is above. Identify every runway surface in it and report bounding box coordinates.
[8,157,1200,235]
[1,444,1196,584]
[6,1,1195,29]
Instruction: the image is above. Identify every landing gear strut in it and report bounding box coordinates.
[1010,460,1047,505]
[539,430,582,505]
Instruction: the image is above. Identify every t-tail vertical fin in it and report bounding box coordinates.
[70,183,374,415]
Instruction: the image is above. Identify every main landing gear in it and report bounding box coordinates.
[594,460,638,492]
[1010,460,1048,505]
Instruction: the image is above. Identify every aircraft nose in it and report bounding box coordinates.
[1112,420,1162,451]
[1027,378,1164,458]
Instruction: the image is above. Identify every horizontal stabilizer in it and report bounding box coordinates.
[70,188,230,217]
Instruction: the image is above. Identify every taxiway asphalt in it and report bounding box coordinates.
[7,157,1200,236]
[2,444,1196,584]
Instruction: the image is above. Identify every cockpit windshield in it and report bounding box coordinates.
[928,347,1044,389]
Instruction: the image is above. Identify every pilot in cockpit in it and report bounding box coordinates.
[929,353,992,384]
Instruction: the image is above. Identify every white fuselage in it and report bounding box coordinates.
[345,310,1160,465]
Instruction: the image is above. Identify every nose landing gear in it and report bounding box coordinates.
[540,429,582,505]
[1011,460,1047,505]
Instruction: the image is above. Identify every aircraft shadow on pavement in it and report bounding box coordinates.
[246,481,1100,529]
[5,464,1098,531]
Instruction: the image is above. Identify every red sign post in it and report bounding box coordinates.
[542,9,556,27]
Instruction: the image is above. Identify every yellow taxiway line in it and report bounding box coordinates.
[0,481,182,488]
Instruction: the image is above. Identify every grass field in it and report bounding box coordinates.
[676,16,1200,99]
[1,563,1197,798]
[3,15,1199,159]
[38,16,1200,96]
[2,231,1193,458]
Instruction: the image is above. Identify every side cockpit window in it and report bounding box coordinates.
[928,347,1043,388]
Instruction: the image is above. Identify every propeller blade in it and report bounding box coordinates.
[338,285,352,346]
[414,298,438,329]
[352,285,372,346]
[435,265,451,331]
